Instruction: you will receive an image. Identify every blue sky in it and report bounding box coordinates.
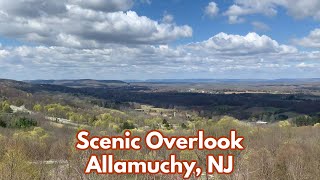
[0,0,319,80]
[133,0,319,45]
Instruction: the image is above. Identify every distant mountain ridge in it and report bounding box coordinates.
[126,78,320,83]
[24,78,320,86]
[25,79,128,88]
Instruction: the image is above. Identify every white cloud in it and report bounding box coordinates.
[162,13,174,23]
[0,0,67,17]
[296,62,315,68]
[205,2,219,17]
[0,44,9,58]
[224,0,320,23]
[252,21,270,32]
[71,0,134,12]
[224,2,277,23]
[283,0,320,20]
[0,1,319,79]
[0,0,192,48]
[0,49,9,58]
[293,28,320,48]
[186,32,297,55]
[1,32,319,80]
[227,15,245,24]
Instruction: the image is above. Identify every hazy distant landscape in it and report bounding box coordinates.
[25,79,320,121]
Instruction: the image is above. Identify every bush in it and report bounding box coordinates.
[13,117,37,128]
[0,120,6,128]
[0,101,13,113]
[293,115,318,126]
[181,123,188,129]
[121,121,135,131]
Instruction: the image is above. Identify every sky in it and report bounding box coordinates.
[0,0,320,80]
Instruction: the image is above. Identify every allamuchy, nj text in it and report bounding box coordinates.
[75,130,245,178]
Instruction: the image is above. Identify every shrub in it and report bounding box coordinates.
[13,117,37,128]
[121,121,135,131]
[0,119,6,128]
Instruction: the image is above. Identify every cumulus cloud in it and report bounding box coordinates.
[0,0,192,48]
[0,0,134,16]
[0,1,319,79]
[1,32,319,80]
[224,2,277,23]
[293,28,320,48]
[205,2,219,18]
[0,49,9,58]
[224,0,320,23]
[71,0,134,12]
[0,0,67,17]
[186,32,297,55]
